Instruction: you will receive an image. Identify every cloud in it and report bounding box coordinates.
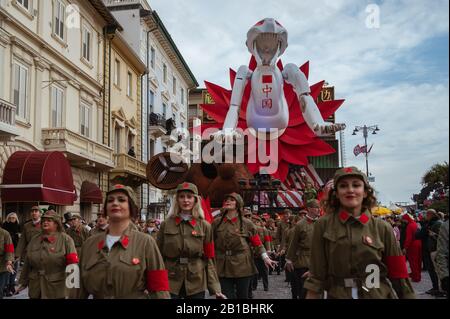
[148,0,449,205]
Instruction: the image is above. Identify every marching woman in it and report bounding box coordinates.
[16,210,78,299]
[73,184,170,299]
[213,192,277,299]
[157,182,225,299]
[304,167,416,299]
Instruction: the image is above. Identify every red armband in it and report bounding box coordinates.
[264,235,272,242]
[65,253,79,265]
[147,269,169,292]
[249,234,262,247]
[384,255,409,279]
[203,242,215,259]
[4,244,14,253]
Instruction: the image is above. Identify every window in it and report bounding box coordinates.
[128,132,134,150]
[162,103,167,119]
[114,59,120,86]
[148,90,154,114]
[163,63,167,83]
[17,0,30,10]
[172,76,176,95]
[150,46,155,69]
[114,126,121,153]
[82,26,91,62]
[149,139,155,158]
[181,88,185,105]
[127,71,132,97]
[80,103,91,137]
[13,62,28,119]
[54,0,65,40]
[50,86,64,127]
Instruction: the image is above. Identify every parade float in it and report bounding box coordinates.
[146,18,346,214]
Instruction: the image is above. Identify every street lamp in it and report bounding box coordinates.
[352,125,380,178]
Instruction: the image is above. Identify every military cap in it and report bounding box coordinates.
[107,184,137,207]
[42,210,61,223]
[426,208,437,216]
[147,218,156,224]
[224,192,244,209]
[333,166,369,187]
[30,205,41,211]
[306,199,320,208]
[176,182,198,195]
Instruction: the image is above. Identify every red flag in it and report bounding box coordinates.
[201,197,213,224]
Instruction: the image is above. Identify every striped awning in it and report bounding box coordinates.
[281,165,324,191]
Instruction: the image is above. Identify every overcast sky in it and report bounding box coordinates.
[147,0,449,206]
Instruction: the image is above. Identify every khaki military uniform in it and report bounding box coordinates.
[0,228,14,272]
[213,216,266,278]
[19,231,78,299]
[73,224,170,299]
[255,225,272,254]
[276,220,291,251]
[157,216,220,296]
[286,218,315,269]
[15,221,41,259]
[267,226,278,247]
[304,210,416,299]
[66,226,90,255]
[89,226,108,237]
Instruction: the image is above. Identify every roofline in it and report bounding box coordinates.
[151,11,199,88]
[89,0,123,31]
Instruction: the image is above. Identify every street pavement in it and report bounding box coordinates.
[6,269,446,299]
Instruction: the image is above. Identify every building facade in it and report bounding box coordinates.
[0,0,121,221]
[104,0,198,220]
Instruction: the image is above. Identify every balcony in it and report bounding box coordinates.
[0,99,19,138]
[110,153,147,186]
[41,128,114,169]
[148,112,167,138]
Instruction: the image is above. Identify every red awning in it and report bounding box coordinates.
[0,151,76,205]
[80,181,103,204]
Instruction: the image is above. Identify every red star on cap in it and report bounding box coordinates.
[183,183,190,188]
[344,167,353,173]
[115,184,125,189]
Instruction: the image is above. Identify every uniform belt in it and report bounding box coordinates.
[165,256,201,264]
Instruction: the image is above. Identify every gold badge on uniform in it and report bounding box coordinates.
[132,258,140,265]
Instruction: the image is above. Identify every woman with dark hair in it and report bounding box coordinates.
[73,184,170,299]
[157,182,225,299]
[16,210,78,299]
[212,192,277,299]
[304,167,415,299]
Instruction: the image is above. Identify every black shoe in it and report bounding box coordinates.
[264,287,268,291]
[426,289,439,295]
